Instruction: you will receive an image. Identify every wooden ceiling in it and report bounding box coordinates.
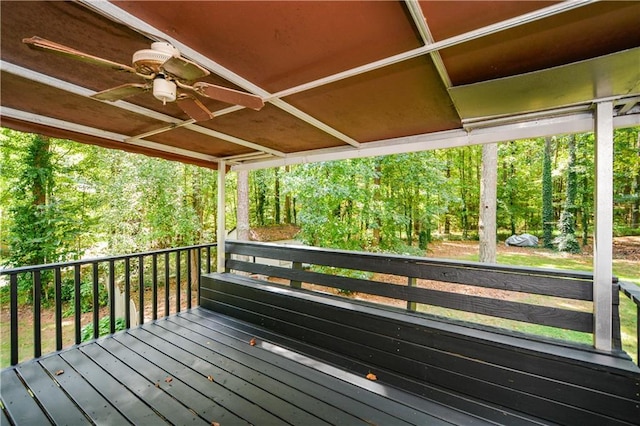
[1,1,639,169]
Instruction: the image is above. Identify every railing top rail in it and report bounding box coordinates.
[225,240,604,282]
[1,242,217,275]
[619,281,640,306]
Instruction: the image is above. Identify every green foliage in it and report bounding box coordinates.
[80,316,126,342]
[556,135,581,253]
[542,137,555,248]
[62,280,108,317]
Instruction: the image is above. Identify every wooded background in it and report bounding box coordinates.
[1,127,639,268]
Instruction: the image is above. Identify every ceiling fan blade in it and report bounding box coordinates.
[161,56,210,81]
[91,83,150,101]
[176,95,214,122]
[193,82,264,111]
[23,36,136,73]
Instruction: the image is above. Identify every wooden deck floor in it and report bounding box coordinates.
[1,307,492,426]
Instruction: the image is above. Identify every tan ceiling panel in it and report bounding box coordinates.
[440,2,640,86]
[1,72,163,135]
[420,1,558,41]
[1,1,151,91]
[285,56,461,142]
[115,1,423,93]
[202,104,346,153]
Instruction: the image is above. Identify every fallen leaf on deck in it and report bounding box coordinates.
[164,377,173,383]
[155,382,160,388]
[55,370,64,376]
[249,338,256,346]
[207,375,214,382]
[211,421,220,426]
[366,373,377,381]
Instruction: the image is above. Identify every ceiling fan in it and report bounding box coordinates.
[22,36,265,122]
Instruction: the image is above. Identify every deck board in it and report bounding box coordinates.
[16,362,89,425]
[1,307,498,425]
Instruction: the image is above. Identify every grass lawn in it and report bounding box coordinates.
[451,248,639,364]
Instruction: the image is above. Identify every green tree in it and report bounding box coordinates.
[557,134,581,253]
[542,137,555,248]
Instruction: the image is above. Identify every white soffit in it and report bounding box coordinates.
[449,48,640,120]
[232,111,640,172]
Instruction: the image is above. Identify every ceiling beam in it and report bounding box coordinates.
[404,0,452,88]
[1,107,220,163]
[232,110,640,171]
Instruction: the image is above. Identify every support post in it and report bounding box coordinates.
[593,101,613,351]
[217,160,226,272]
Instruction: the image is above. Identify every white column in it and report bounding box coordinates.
[217,160,226,272]
[593,101,613,351]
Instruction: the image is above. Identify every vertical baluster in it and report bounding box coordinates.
[176,250,181,313]
[109,260,115,334]
[152,253,158,320]
[187,249,192,310]
[10,273,19,365]
[33,270,42,358]
[54,267,62,351]
[125,257,131,329]
[92,263,99,340]
[206,246,212,274]
[197,247,202,306]
[74,265,81,344]
[164,252,170,318]
[139,255,144,325]
[407,277,417,312]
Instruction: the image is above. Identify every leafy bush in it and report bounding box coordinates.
[0,285,9,305]
[81,316,126,342]
[62,281,108,317]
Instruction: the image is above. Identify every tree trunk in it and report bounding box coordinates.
[479,143,498,263]
[237,170,250,241]
[542,137,554,248]
[557,134,580,253]
[274,167,281,224]
[633,134,640,229]
[284,166,292,224]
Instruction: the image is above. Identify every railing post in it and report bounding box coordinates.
[10,273,18,365]
[138,255,144,325]
[407,277,417,311]
[152,253,158,320]
[124,258,131,329]
[197,248,202,305]
[33,271,42,358]
[92,262,99,340]
[164,252,170,317]
[74,265,81,344]
[290,261,303,289]
[109,260,115,334]
[176,250,181,312]
[593,101,613,351]
[54,268,62,351]
[187,249,192,310]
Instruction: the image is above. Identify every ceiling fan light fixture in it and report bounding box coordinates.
[153,77,176,105]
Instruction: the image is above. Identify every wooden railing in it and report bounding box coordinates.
[1,243,216,366]
[224,241,625,353]
[619,281,640,364]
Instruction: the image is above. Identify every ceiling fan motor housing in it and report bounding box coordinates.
[132,42,180,75]
[152,76,177,104]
